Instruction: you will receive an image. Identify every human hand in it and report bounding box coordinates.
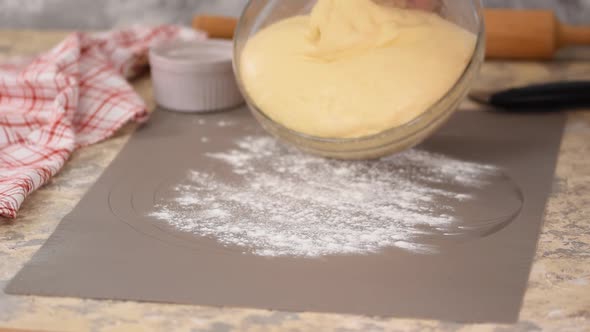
[408,0,441,11]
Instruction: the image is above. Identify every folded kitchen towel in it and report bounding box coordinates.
[0,25,204,219]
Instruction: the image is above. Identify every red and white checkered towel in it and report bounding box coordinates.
[0,25,203,219]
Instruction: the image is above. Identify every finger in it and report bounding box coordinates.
[407,0,441,11]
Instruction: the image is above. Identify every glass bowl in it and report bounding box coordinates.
[233,0,485,160]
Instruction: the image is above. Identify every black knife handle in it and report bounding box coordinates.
[490,81,590,110]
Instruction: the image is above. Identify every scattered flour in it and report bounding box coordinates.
[150,136,501,257]
[217,120,235,127]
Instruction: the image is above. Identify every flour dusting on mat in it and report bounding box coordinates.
[150,136,503,257]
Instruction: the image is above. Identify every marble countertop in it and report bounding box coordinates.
[0,30,589,332]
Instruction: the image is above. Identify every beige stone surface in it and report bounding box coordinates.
[0,30,589,332]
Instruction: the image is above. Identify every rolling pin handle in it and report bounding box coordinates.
[192,15,237,39]
[558,24,590,47]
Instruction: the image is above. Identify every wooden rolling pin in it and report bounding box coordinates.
[192,9,590,60]
[485,9,590,59]
[192,15,238,40]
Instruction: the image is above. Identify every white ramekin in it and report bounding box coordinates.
[149,39,244,112]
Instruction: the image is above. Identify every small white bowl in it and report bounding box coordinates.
[149,39,244,113]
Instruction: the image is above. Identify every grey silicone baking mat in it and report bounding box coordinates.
[6,108,565,323]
